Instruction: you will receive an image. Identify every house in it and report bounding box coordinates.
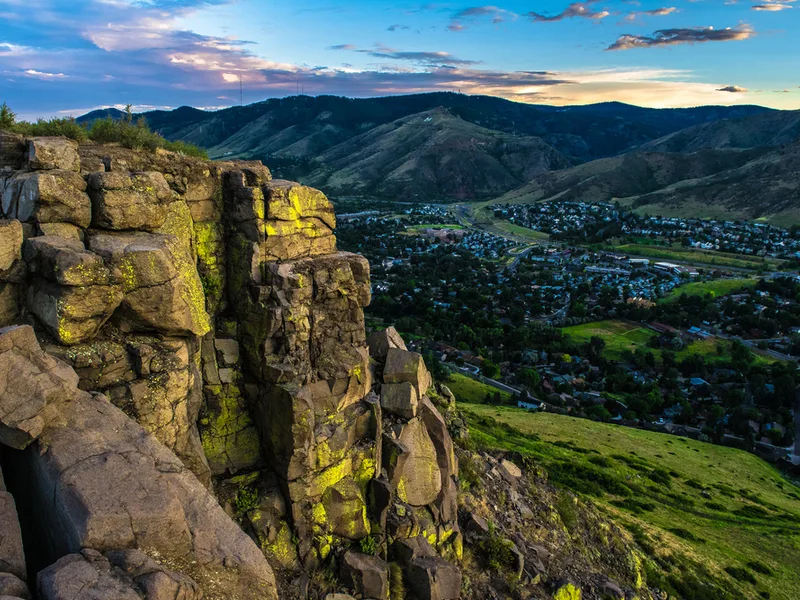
[518,399,544,411]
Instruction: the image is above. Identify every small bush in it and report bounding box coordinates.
[725,566,756,584]
[746,561,773,576]
[458,453,484,492]
[735,505,770,519]
[13,117,89,142]
[0,102,207,158]
[646,468,672,487]
[668,527,704,543]
[476,523,516,572]
[359,534,379,555]
[234,486,259,514]
[555,491,579,531]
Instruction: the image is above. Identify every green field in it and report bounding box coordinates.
[561,320,656,360]
[662,278,758,302]
[461,405,800,600]
[612,244,779,271]
[444,372,513,405]
[674,337,777,367]
[492,220,551,241]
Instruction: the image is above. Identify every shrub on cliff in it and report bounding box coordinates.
[0,102,207,158]
[89,116,207,158]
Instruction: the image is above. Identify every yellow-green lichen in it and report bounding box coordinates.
[553,583,581,600]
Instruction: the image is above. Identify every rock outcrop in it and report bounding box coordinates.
[0,137,462,599]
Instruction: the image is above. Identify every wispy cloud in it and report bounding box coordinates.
[607,25,755,50]
[528,1,610,23]
[622,7,677,22]
[328,44,357,51]
[752,2,793,10]
[387,24,410,31]
[355,44,480,66]
[717,84,748,92]
[448,6,518,31]
[24,69,68,79]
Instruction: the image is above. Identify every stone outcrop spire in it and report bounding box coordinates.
[0,133,461,599]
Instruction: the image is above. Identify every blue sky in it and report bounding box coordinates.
[0,0,798,119]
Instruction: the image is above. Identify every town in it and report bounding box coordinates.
[336,199,800,468]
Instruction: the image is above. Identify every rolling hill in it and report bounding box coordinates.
[301,108,570,201]
[77,94,800,217]
[497,135,800,224]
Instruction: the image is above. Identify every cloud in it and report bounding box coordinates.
[356,44,480,66]
[752,3,792,10]
[623,7,677,21]
[716,85,748,92]
[448,6,517,31]
[528,1,610,23]
[24,69,68,79]
[387,24,410,31]
[328,44,357,51]
[607,25,755,50]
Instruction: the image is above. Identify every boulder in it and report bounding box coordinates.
[321,477,370,540]
[16,171,90,227]
[599,578,624,600]
[37,549,201,600]
[388,418,442,507]
[264,180,336,229]
[27,279,124,345]
[214,337,239,365]
[405,555,462,600]
[0,221,22,272]
[498,459,522,489]
[0,131,24,169]
[27,137,80,172]
[88,171,173,231]
[383,348,431,397]
[24,237,110,286]
[392,537,461,600]
[380,381,419,419]
[339,551,389,600]
[0,572,29,599]
[0,326,279,600]
[0,325,79,448]
[88,232,211,337]
[367,326,407,359]
[36,222,83,240]
[0,284,21,327]
[0,479,26,580]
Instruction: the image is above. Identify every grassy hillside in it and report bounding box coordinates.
[445,372,513,405]
[462,404,800,600]
[496,135,800,225]
[302,108,570,201]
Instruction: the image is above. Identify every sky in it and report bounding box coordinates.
[0,0,798,119]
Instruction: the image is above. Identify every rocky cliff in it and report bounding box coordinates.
[0,133,463,600]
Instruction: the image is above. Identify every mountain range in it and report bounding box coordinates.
[78,93,800,222]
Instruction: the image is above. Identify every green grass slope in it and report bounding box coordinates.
[462,405,800,600]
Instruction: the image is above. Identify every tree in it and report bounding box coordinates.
[481,359,500,379]
[0,102,15,129]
